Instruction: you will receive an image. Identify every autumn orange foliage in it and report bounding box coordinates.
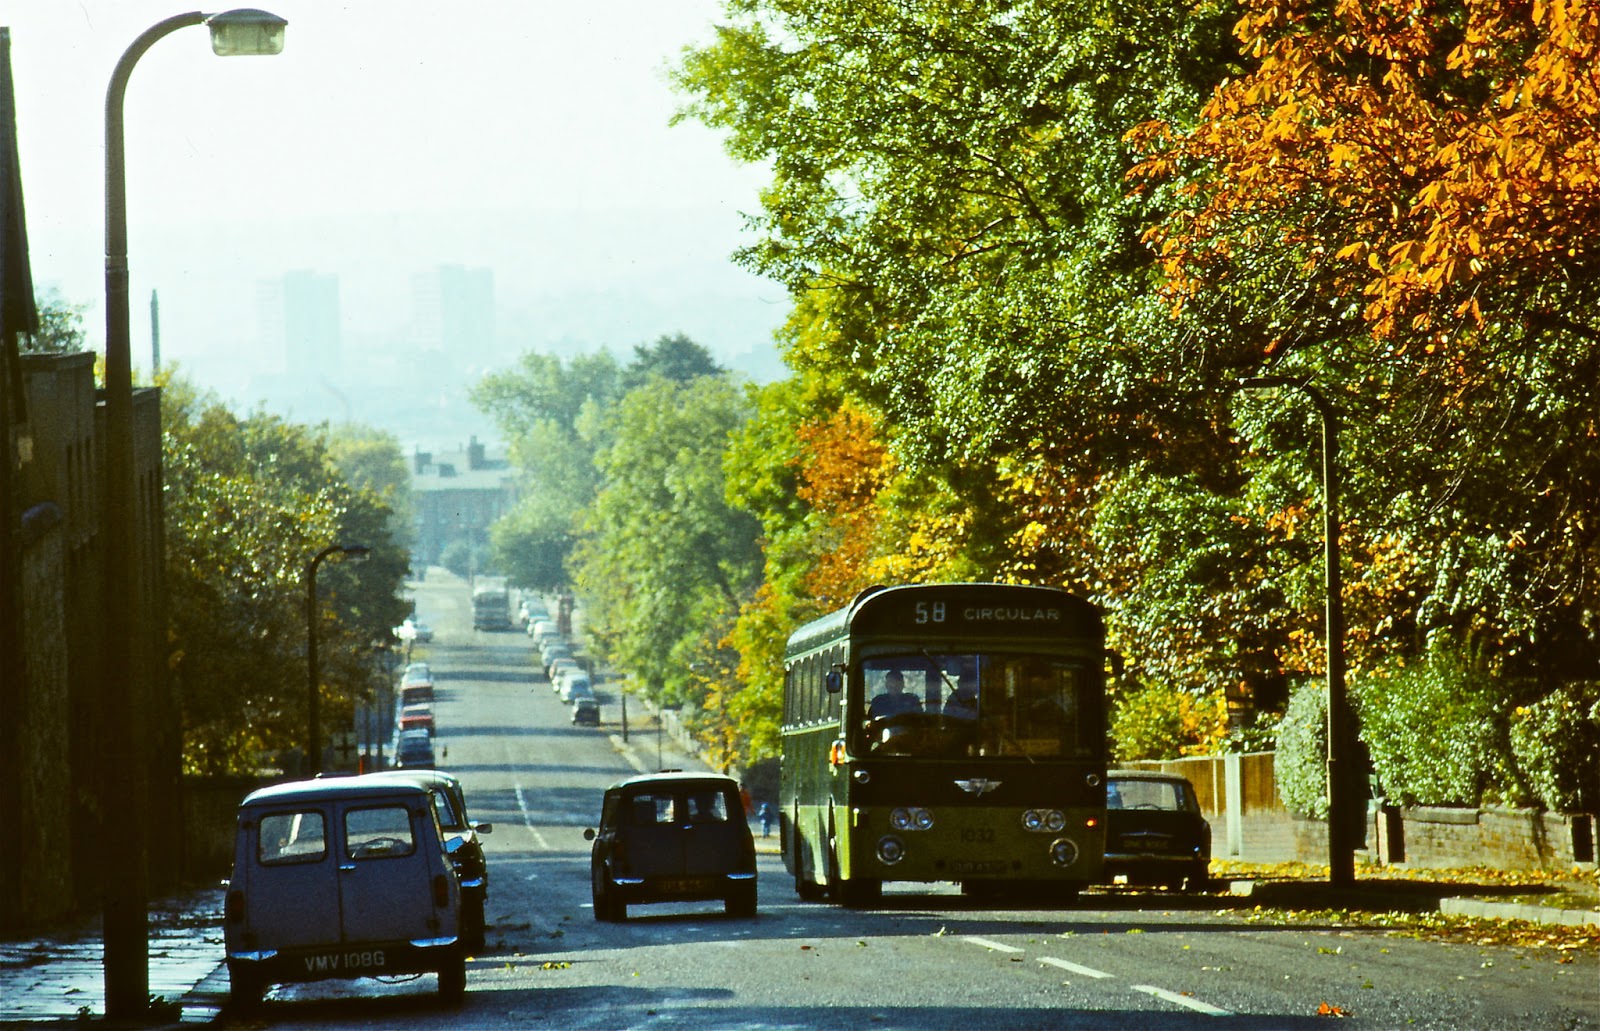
[1130,0,1600,342]
[792,402,896,607]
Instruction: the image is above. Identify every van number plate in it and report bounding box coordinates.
[302,950,386,973]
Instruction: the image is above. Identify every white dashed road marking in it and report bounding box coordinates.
[1038,956,1112,979]
[956,937,1230,1016]
[1130,984,1233,1016]
[514,784,553,850]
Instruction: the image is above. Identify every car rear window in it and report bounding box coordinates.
[624,788,733,825]
[345,805,418,859]
[1108,779,1194,812]
[258,810,328,865]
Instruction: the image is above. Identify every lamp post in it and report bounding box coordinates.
[101,10,285,1018]
[1237,376,1356,887]
[307,544,370,775]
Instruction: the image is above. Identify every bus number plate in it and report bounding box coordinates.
[950,860,1006,876]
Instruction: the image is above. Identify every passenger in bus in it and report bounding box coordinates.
[869,671,923,719]
[942,672,979,719]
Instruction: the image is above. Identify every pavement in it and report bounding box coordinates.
[3,710,1592,1025]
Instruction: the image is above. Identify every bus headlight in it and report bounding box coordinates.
[1022,809,1065,832]
[1049,838,1080,868]
[876,836,906,865]
[890,807,934,831]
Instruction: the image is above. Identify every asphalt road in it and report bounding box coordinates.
[241,570,1599,1030]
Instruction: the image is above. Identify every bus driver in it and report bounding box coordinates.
[869,671,922,719]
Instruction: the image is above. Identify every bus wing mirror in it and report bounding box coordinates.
[825,671,843,694]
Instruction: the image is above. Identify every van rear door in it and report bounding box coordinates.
[337,799,448,943]
[245,806,342,950]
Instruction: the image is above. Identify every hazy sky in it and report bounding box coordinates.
[6,1,786,413]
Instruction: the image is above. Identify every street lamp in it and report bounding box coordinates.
[100,10,285,1019]
[1237,375,1357,888]
[307,544,371,775]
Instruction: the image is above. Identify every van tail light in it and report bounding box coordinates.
[226,889,245,923]
[432,873,450,909]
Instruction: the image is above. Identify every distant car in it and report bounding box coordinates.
[398,705,435,737]
[558,671,592,703]
[365,770,494,952]
[584,771,757,921]
[1103,769,1211,891]
[401,663,433,687]
[394,729,436,770]
[571,698,600,726]
[223,776,465,1006]
[548,656,580,685]
[399,683,434,709]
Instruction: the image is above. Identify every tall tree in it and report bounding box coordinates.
[572,375,762,724]
[162,381,408,774]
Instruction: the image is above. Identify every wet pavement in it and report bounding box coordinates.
[0,887,228,1025]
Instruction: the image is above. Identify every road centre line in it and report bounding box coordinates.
[961,939,1230,1017]
[514,784,553,850]
[1037,956,1112,979]
[1130,984,1233,1016]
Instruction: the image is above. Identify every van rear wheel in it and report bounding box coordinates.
[438,950,466,1003]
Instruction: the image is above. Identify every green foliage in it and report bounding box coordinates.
[1508,682,1600,813]
[1275,680,1328,819]
[570,374,762,715]
[162,382,409,775]
[1109,681,1229,762]
[21,289,86,354]
[1355,650,1502,808]
[439,539,487,580]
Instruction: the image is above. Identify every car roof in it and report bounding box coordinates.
[362,769,461,793]
[240,776,430,808]
[1107,769,1194,785]
[607,771,739,794]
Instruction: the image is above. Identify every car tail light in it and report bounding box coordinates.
[225,889,245,923]
[432,873,450,909]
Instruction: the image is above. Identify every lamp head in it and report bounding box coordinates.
[206,8,287,56]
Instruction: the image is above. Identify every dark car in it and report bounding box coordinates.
[571,697,600,726]
[365,770,493,951]
[394,729,436,770]
[1103,769,1211,891]
[584,772,756,921]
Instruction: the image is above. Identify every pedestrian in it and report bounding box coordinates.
[758,801,774,838]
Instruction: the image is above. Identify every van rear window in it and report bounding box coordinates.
[258,811,328,865]
[345,805,417,860]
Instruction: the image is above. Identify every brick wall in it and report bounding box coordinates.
[1124,752,1596,872]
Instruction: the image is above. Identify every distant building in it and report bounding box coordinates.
[259,269,341,375]
[410,436,516,567]
[412,264,494,356]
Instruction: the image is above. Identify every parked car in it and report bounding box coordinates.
[398,705,435,736]
[558,671,592,703]
[571,697,600,726]
[394,729,436,769]
[584,771,757,921]
[223,776,466,1006]
[1103,769,1211,891]
[399,683,434,709]
[365,770,494,951]
[547,656,580,686]
[401,662,433,687]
